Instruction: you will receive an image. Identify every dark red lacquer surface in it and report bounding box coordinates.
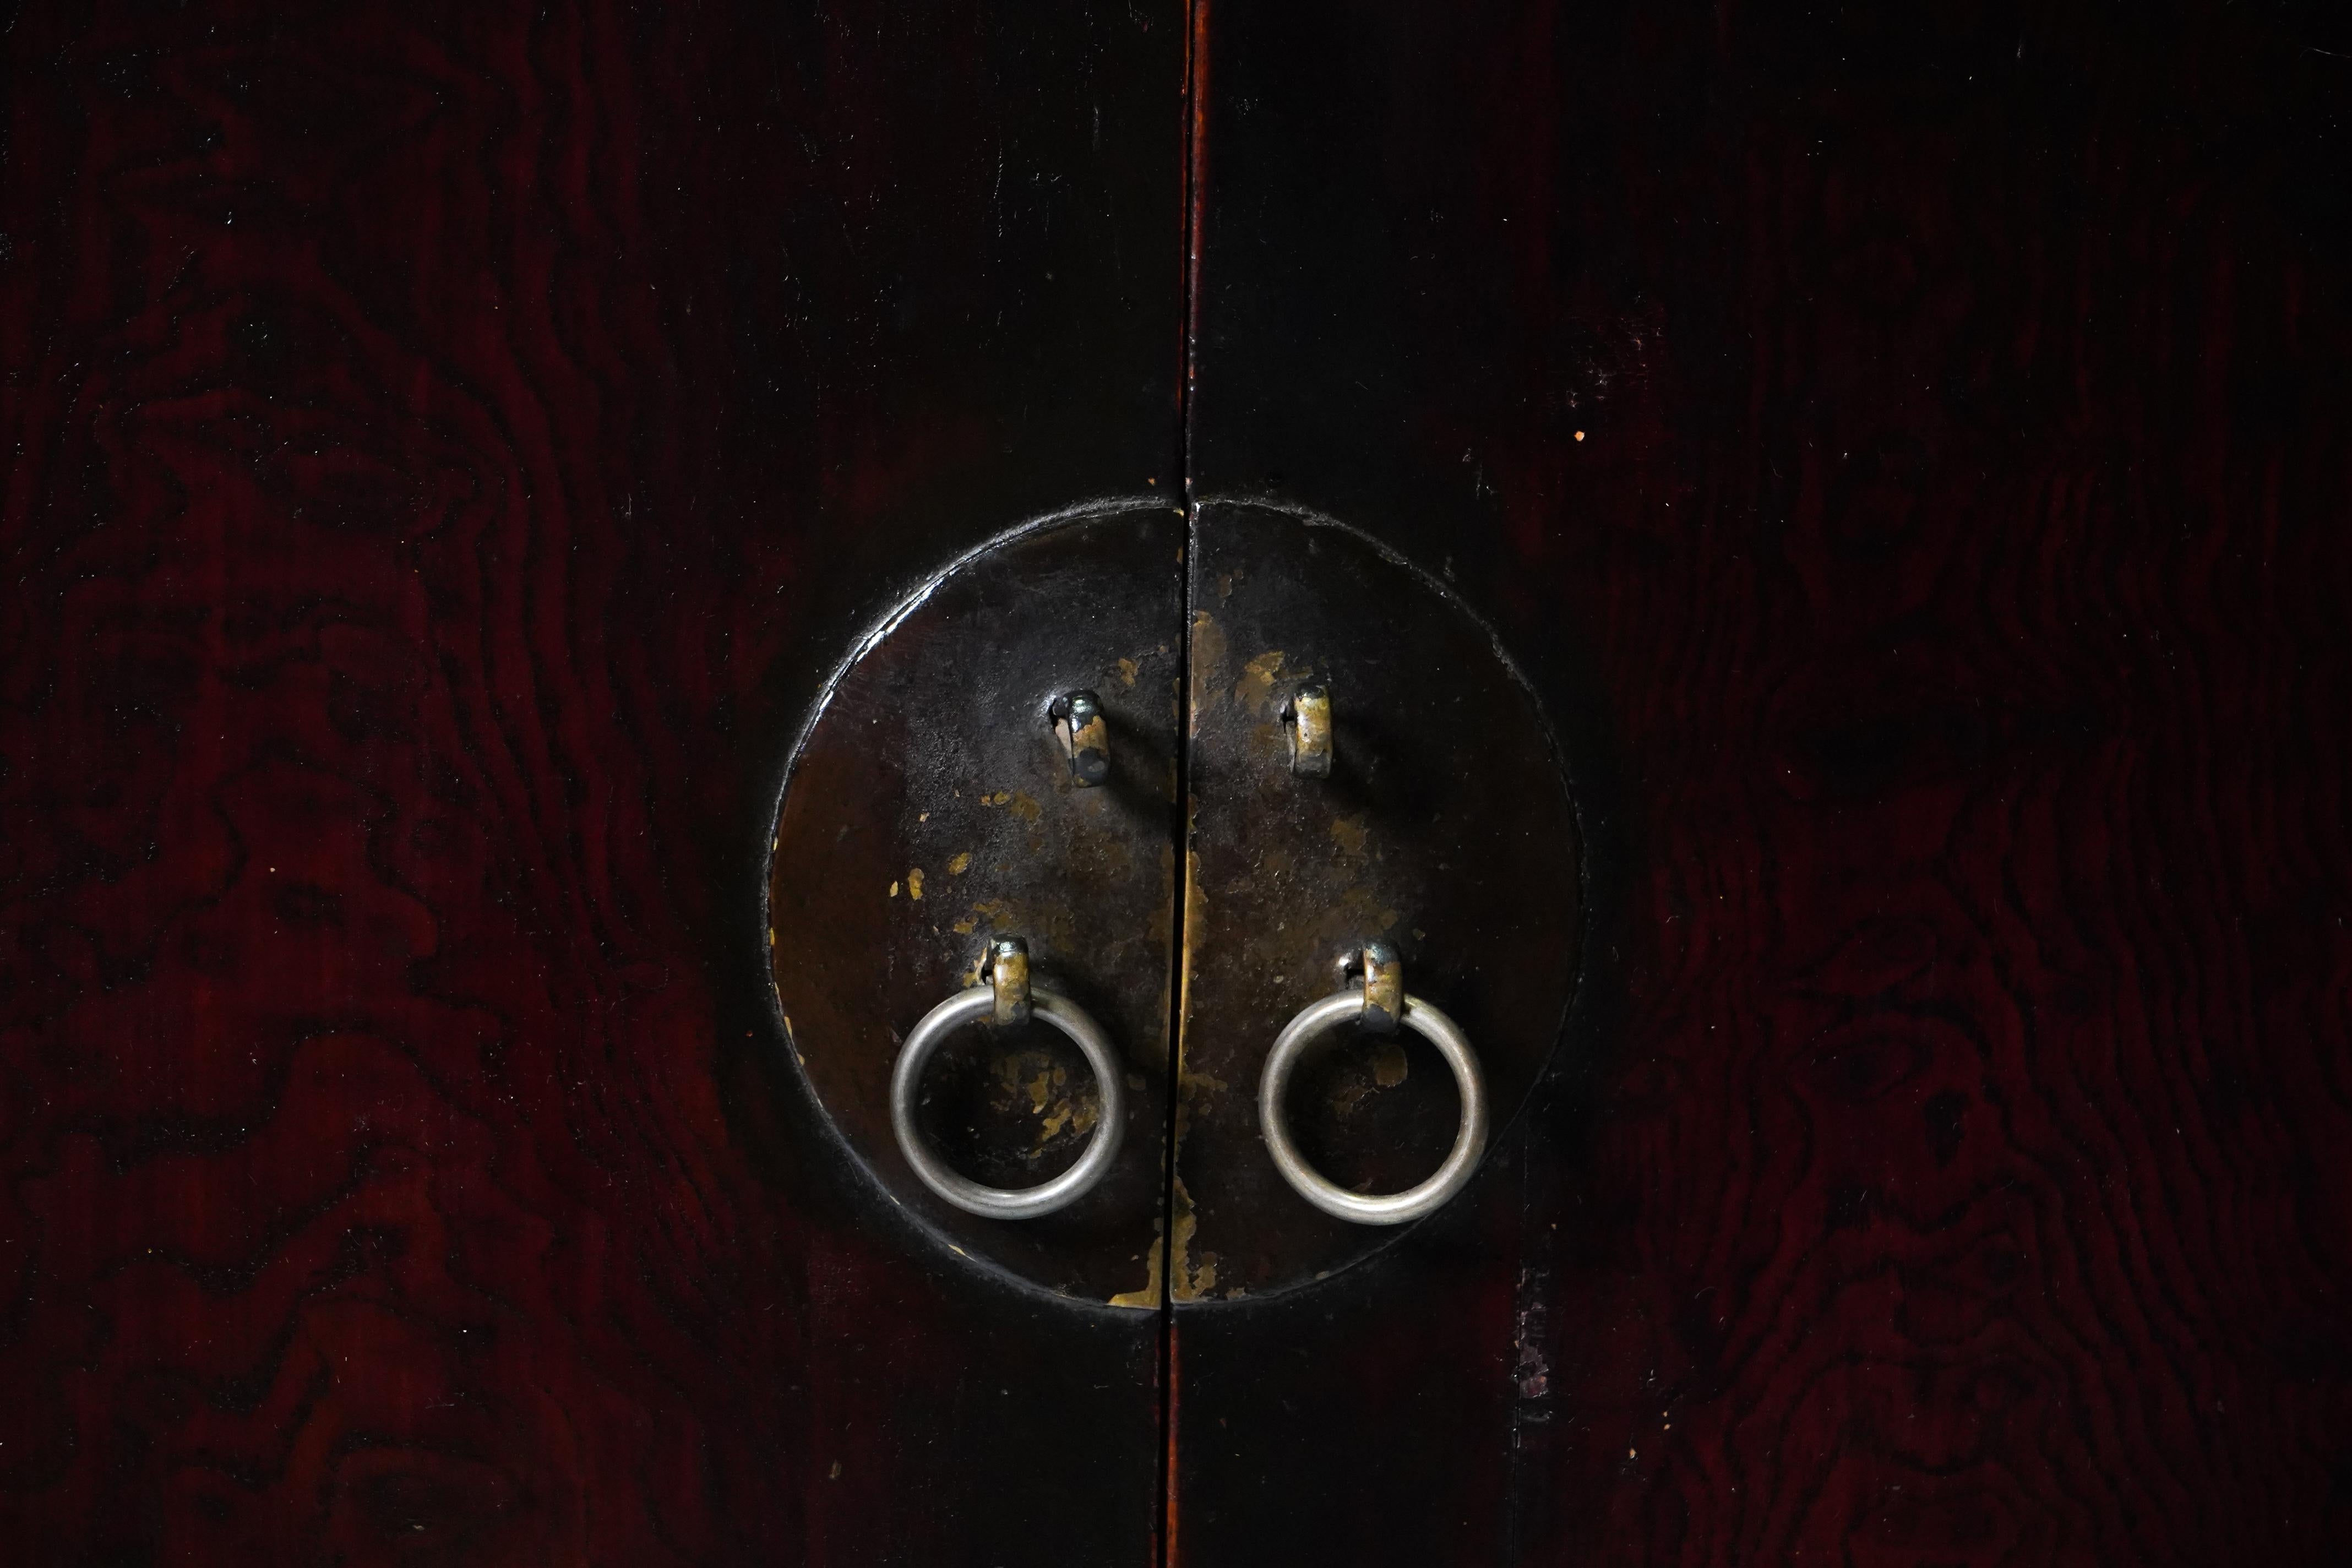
[0,2,1182,1561]
[1179,1,2352,1564]
[8,0,2352,1562]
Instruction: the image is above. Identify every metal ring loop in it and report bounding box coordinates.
[890,984,1126,1219]
[1258,990,1489,1226]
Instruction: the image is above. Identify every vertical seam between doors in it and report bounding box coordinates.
[1157,1,1211,1564]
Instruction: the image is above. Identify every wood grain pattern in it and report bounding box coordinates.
[13,0,2350,1560]
[0,2,1184,1560]
[1182,0,2352,1562]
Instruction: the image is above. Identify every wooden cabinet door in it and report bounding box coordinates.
[1172,3,2352,1565]
[0,4,1185,1561]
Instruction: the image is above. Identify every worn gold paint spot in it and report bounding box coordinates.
[888,881,899,899]
[982,790,1012,807]
[993,1052,1102,1152]
[1330,814,1369,855]
[1374,1042,1409,1087]
[1108,1216,1166,1309]
[1179,1062,1228,1102]
[1159,823,1230,1305]
[1176,844,1210,1100]
[1234,649,1286,711]
[1168,1177,1220,1301]
[947,851,972,875]
[1166,842,1227,1295]
[1008,791,1042,824]
[907,868,925,901]
[989,1051,1102,1156]
[1115,657,1139,688]
[1039,1092,1099,1143]
[954,897,1015,939]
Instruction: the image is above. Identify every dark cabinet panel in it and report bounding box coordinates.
[0,2,1185,1561]
[12,0,2352,1561]
[1179,1,2352,1563]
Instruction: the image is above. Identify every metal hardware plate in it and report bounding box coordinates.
[1168,500,1582,1298]
[766,504,1183,1302]
[766,499,1580,1303]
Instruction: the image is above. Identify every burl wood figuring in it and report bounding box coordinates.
[0,3,1182,1562]
[7,1,2352,1565]
[1175,2,2352,1565]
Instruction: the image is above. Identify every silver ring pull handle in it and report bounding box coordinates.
[1257,945,1489,1226]
[889,938,1126,1219]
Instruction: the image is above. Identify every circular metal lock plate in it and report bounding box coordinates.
[766,499,1581,1303]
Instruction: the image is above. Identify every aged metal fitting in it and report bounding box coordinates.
[1049,689,1112,787]
[1281,683,1334,777]
[891,966,1127,1220]
[1342,941,1404,1034]
[983,936,1033,1028]
[1257,974,1489,1227]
